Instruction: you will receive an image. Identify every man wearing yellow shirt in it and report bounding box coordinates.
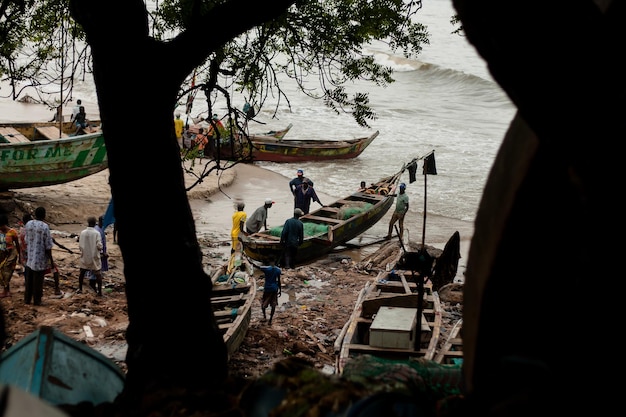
[174,112,184,148]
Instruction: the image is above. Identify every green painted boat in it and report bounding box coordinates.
[0,121,107,191]
[0,326,125,406]
[239,159,407,266]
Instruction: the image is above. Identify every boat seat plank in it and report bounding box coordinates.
[304,215,343,224]
[0,127,30,143]
[36,126,69,140]
[218,322,235,331]
[211,292,246,303]
[213,309,244,318]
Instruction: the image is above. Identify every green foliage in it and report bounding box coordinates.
[0,0,90,107]
[2,0,432,126]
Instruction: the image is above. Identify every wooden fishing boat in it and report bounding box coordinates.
[253,123,293,140]
[0,121,107,191]
[334,269,442,374]
[209,257,257,359]
[0,326,125,406]
[239,160,406,266]
[434,318,463,365]
[212,130,378,163]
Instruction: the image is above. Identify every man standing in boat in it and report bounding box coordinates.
[289,169,314,207]
[294,179,323,214]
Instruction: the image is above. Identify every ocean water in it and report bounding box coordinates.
[1,0,516,261]
[192,0,517,265]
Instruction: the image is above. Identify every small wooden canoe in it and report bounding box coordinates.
[334,269,442,374]
[0,326,125,406]
[209,256,257,359]
[0,121,107,191]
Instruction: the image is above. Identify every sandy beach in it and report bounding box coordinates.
[3,160,473,277]
[0,160,467,383]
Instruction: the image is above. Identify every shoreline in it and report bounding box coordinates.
[3,161,472,278]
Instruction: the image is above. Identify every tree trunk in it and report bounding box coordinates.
[69,0,229,408]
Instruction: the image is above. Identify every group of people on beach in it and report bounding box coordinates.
[228,167,410,325]
[176,112,227,156]
[0,206,111,306]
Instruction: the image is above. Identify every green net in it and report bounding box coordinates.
[269,222,329,237]
[342,354,463,397]
[338,202,373,219]
[267,202,373,237]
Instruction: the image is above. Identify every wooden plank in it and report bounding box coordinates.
[434,318,463,364]
[36,126,69,140]
[399,273,412,294]
[303,215,343,224]
[213,309,244,318]
[0,127,30,143]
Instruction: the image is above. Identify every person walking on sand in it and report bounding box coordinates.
[245,198,274,234]
[259,260,281,324]
[280,208,304,269]
[231,202,247,254]
[77,216,104,296]
[0,213,21,298]
[24,207,54,305]
[386,182,409,241]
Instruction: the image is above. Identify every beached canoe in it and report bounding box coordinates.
[239,158,408,266]
[0,326,125,406]
[334,269,442,374]
[209,256,257,359]
[183,123,293,150]
[0,121,107,191]
[212,130,378,163]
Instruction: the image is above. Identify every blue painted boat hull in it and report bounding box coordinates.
[0,326,125,406]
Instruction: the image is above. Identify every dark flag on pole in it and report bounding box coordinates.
[423,152,437,175]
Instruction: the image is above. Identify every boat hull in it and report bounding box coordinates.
[240,166,400,265]
[335,270,443,374]
[210,260,257,359]
[0,326,125,406]
[0,128,108,191]
[214,131,378,163]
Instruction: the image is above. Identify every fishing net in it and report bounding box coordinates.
[268,222,329,237]
[241,355,464,417]
[337,202,373,220]
[342,354,463,398]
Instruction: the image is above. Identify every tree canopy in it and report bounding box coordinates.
[1,0,433,413]
[1,0,429,127]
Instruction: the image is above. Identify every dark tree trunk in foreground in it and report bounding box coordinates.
[454,1,622,416]
[69,0,296,411]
